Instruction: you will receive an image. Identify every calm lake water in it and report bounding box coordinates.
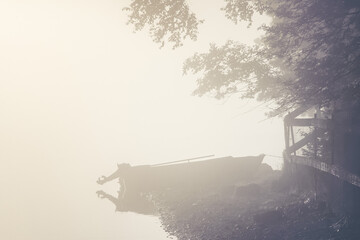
[1,160,176,240]
[94,185,176,240]
[1,153,279,240]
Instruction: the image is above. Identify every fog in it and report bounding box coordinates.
[0,1,283,239]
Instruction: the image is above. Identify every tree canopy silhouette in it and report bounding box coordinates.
[125,0,360,115]
[123,0,203,49]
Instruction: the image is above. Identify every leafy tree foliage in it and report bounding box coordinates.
[183,41,284,102]
[123,0,203,49]
[125,0,360,115]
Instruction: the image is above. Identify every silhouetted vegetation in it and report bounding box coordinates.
[123,0,203,49]
[125,0,360,116]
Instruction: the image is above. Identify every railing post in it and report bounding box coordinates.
[290,126,296,156]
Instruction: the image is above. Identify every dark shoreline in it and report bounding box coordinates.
[153,166,360,240]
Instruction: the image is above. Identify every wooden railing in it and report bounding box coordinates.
[283,105,360,188]
[284,152,360,188]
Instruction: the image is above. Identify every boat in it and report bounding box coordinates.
[97,154,265,195]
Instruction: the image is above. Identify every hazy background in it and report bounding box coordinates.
[0,0,283,239]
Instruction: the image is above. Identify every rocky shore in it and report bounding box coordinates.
[152,164,360,240]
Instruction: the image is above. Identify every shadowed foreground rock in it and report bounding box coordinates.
[152,165,360,240]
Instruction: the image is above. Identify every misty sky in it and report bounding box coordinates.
[0,1,284,239]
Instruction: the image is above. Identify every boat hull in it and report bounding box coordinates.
[123,155,264,193]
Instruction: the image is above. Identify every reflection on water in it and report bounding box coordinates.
[97,165,177,240]
[96,190,156,215]
[96,189,176,240]
[96,163,158,216]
